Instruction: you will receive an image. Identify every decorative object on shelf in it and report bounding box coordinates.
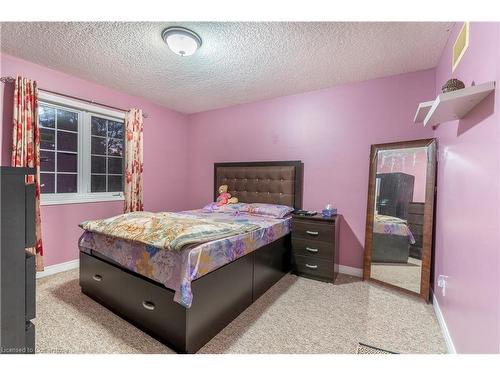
[441,78,465,93]
[322,203,337,217]
[413,81,496,127]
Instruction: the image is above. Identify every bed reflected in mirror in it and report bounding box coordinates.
[363,139,436,301]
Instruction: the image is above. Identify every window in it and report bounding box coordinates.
[90,115,124,193]
[39,106,79,194]
[39,92,125,205]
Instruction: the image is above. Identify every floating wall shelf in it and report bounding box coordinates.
[414,81,496,127]
[413,101,434,123]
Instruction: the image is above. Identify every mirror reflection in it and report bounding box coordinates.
[370,147,427,293]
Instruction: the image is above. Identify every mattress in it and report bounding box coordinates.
[373,214,415,243]
[79,209,291,308]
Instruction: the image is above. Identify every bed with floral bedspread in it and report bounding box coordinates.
[372,214,415,263]
[79,209,291,307]
[373,214,415,244]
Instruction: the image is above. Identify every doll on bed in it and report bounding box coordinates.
[216,185,239,206]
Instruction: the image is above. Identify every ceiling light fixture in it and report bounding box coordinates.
[162,27,202,57]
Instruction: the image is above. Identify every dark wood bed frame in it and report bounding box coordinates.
[80,160,303,353]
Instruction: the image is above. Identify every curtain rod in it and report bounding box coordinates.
[1,76,149,118]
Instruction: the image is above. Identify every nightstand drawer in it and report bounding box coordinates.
[292,238,333,260]
[292,255,334,281]
[291,220,334,243]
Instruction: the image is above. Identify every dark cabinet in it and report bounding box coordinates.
[376,172,415,220]
[0,167,36,354]
[291,214,340,283]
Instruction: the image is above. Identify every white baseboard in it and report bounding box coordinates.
[432,291,456,354]
[338,265,363,277]
[36,259,79,279]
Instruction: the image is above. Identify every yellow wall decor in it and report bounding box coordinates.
[452,22,470,72]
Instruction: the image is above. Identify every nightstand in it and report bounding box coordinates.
[291,213,340,283]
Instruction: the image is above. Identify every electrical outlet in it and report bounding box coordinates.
[437,275,449,297]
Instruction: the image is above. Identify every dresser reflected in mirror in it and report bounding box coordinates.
[363,139,436,301]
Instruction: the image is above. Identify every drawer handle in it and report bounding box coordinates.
[306,247,318,253]
[306,231,319,236]
[92,274,102,282]
[142,301,156,311]
[305,263,318,269]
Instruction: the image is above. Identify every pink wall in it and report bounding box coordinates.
[3,26,499,353]
[186,70,435,269]
[0,53,190,267]
[376,148,428,202]
[433,23,500,353]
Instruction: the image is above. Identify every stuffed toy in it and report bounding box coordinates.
[216,185,239,206]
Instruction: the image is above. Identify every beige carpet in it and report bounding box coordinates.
[371,257,422,294]
[35,269,447,354]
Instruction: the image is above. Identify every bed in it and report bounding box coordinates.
[78,160,303,353]
[371,214,415,263]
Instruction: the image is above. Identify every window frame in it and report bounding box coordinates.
[39,91,126,206]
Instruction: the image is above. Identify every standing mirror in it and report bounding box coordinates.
[363,139,436,301]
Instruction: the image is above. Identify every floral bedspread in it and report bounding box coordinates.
[79,211,259,251]
[79,209,291,308]
[373,214,415,244]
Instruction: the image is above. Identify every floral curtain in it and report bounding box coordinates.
[124,108,144,213]
[11,76,44,271]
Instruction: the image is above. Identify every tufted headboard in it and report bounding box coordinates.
[214,161,303,209]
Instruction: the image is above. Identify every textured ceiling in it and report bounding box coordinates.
[0,22,453,114]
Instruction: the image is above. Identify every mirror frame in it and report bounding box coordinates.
[363,138,437,302]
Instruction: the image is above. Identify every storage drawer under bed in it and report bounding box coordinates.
[79,252,187,351]
[79,250,256,353]
[79,233,290,353]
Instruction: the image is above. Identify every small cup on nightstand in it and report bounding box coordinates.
[322,204,337,217]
